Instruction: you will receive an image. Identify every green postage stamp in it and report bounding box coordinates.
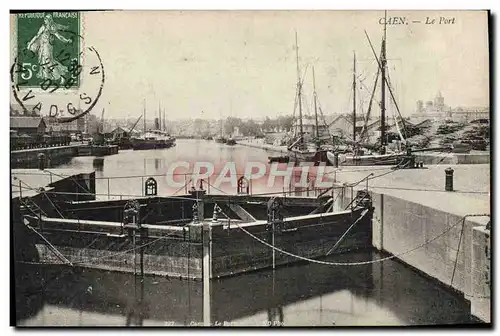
[15,12,81,89]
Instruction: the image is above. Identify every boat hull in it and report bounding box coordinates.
[327,151,408,166]
[24,196,373,279]
[287,149,329,163]
[132,138,175,150]
[215,137,227,144]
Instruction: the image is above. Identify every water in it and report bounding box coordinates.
[15,251,478,326]
[59,139,292,199]
[14,139,481,326]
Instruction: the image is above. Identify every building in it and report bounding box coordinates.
[327,114,380,141]
[434,91,445,110]
[10,104,40,116]
[412,92,489,123]
[292,116,330,142]
[449,107,489,123]
[85,114,100,134]
[416,100,423,114]
[10,116,46,135]
[414,92,451,118]
[45,115,86,134]
[110,126,129,138]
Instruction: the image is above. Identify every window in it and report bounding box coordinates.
[145,177,157,196]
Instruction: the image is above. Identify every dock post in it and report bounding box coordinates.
[202,217,212,326]
[445,167,454,191]
[133,228,137,276]
[191,185,210,326]
[267,197,283,271]
[139,228,144,278]
[272,220,275,270]
[37,153,46,170]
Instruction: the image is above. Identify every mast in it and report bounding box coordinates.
[312,66,319,150]
[162,108,166,132]
[380,11,387,151]
[100,107,105,133]
[158,101,161,131]
[295,31,304,148]
[143,99,146,133]
[353,51,357,143]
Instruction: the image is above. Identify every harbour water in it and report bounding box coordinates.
[16,250,478,326]
[57,139,308,199]
[15,139,481,326]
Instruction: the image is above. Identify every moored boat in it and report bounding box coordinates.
[286,33,328,164]
[327,13,416,167]
[326,150,408,166]
[132,130,176,150]
[215,136,227,144]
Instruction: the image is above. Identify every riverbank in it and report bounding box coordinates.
[11,144,118,168]
[237,140,490,165]
[237,139,288,155]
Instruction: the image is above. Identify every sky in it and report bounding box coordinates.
[10,10,490,121]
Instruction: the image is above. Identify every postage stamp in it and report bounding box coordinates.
[15,11,80,88]
[11,11,105,119]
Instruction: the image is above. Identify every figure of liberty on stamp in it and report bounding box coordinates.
[16,12,80,88]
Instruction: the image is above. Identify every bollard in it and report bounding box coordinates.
[445,167,454,191]
[37,153,46,170]
[334,152,339,168]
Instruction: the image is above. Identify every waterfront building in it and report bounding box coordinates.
[10,116,46,135]
[327,114,381,140]
[412,92,489,123]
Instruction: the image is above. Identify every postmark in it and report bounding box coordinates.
[10,11,105,122]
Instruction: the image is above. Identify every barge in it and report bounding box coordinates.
[12,170,374,280]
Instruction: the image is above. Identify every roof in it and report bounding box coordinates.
[413,119,432,128]
[328,114,351,127]
[111,126,128,133]
[328,114,380,129]
[10,116,44,129]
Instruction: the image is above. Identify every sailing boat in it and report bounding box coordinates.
[215,114,227,144]
[327,14,410,167]
[287,32,323,163]
[225,98,237,145]
[132,100,176,150]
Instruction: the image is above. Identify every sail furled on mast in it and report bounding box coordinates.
[364,14,408,146]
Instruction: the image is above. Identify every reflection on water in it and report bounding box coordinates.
[15,251,479,327]
[57,139,288,199]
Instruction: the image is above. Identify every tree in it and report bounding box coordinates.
[224,117,242,135]
[239,119,261,136]
[277,115,294,132]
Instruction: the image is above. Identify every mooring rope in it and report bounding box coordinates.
[24,224,73,266]
[233,213,490,267]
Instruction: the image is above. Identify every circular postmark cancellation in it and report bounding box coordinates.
[10,12,105,123]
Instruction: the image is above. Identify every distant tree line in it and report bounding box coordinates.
[223,115,295,136]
